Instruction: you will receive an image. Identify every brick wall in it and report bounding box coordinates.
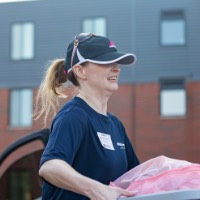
[0,87,75,153]
[187,82,200,162]
[0,89,43,153]
[134,83,189,162]
[109,82,200,163]
[0,87,74,175]
[1,81,200,166]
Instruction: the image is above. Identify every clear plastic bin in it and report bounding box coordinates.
[121,189,200,200]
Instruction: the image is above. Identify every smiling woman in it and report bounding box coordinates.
[34,32,139,200]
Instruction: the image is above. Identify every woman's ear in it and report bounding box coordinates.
[72,65,87,80]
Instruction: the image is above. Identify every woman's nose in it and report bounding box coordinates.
[111,64,120,73]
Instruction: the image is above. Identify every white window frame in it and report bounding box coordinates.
[160,79,186,117]
[82,17,107,37]
[10,88,33,127]
[160,11,186,46]
[11,22,35,60]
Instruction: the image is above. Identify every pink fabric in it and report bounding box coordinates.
[110,156,200,196]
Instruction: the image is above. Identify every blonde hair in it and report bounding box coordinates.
[34,58,78,127]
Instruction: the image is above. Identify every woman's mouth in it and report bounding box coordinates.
[107,76,118,81]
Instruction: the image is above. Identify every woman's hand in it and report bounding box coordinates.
[89,184,137,200]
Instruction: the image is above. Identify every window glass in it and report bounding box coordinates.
[160,89,186,116]
[83,17,106,36]
[10,89,33,127]
[11,22,35,60]
[11,24,22,60]
[21,89,33,126]
[9,171,31,200]
[160,79,186,117]
[160,11,185,46]
[10,90,20,125]
[83,20,93,33]
[22,23,34,59]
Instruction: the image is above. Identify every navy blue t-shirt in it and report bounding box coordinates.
[40,97,139,200]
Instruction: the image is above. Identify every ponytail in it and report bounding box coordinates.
[34,58,78,127]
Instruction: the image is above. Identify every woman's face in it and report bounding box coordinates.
[83,62,121,94]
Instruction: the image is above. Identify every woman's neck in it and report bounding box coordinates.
[77,90,109,116]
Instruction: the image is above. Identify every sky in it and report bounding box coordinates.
[0,0,38,3]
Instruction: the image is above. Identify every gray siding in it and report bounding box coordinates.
[0,0,199,88]
[135,0,200,83]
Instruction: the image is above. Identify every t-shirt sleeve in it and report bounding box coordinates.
[40,109,88,167]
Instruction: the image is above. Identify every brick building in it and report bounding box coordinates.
[0,0,200,199]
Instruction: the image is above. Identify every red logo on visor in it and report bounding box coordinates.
[109,41,116,48]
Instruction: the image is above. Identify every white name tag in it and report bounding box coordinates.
[97,132,115,150]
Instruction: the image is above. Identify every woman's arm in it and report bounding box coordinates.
[39,159,137,200]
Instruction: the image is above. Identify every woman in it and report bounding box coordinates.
[36,33,140,200]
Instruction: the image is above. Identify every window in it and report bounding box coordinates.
[9,171,32,200]
[160,11,185,46]
[160,79,186,117]
[10,89,33,127]
[11,22,35,60]
[82,17,106,36]
[0,129,49,200]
